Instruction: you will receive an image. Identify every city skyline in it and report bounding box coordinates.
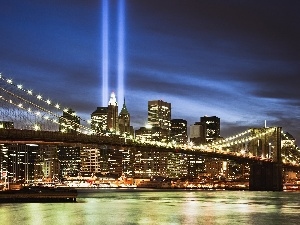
[1,1,300,142]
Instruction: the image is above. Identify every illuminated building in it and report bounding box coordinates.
[147,100,171,142]
[121,149,134,177]
[227,162,249,181]
[91,92,123,135]
[91,107,108,134]
[134,150,168,178]
[171,119,188,144]
[0,145,7,179]
[167,152,188,178]
[190,122,206,145]
[81,147,100,173]
[135,127,153,142]
[135,127,170,143]
[205,159,227,179]
[191,116,220,144]
[200,116,221,143]
[59,108,80,134]
[118,98,132,135]
[38,146,60,181]
[98,147,134,177]
[107,148,124,176]
[91,93,133,135]
[187,155,206,177]
[0,144,39,182]
[107,92,119,132]
[58,146,81,178]
[148,100,171,130]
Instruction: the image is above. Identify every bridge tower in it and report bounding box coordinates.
[249,127,283,191]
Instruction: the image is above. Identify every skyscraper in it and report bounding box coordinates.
[107,92,119,132]
[190,116,221,144]
[147,100,171,142]
[118,98,131,134]
[148,100,171,131]
[91,92,130,135]
[200,116,221,143]
[91,107,108,134]
[171,119,188,144]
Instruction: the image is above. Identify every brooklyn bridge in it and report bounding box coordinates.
[0,73,300,191]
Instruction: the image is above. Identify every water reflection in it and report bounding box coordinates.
[1,190,300,225]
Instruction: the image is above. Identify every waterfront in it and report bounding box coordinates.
[0,189,300,225]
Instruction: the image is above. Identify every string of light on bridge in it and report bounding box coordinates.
[0,73,93,134]
[209,127,277,148]
[281,131,300,165]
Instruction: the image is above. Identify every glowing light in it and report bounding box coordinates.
[17,84,22,89]
[108,92,117,106]
[117,0,125,105]
[145,124,152,129]
[27,90,33,95]
[102,0,109,106]
[37,95,42,100]
[33,124,40,131]
[7,79,12,84]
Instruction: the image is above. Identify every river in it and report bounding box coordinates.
[1,189,299,225]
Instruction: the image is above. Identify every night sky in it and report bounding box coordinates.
[1,0,300,142]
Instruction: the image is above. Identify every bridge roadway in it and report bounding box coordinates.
[0,128,298,168]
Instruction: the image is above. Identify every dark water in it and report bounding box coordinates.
[1,189,300,225]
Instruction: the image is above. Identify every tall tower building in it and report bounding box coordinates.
[148,100,171,130]
[107,92,119,132]
[91,107,108,134]
[171,119,188,144]
[200,116,221,143]
[148,100,171,142]
[118,98,131,134]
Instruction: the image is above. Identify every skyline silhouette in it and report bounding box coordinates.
[0,1,300,142]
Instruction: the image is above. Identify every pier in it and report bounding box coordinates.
[0,187,77,203]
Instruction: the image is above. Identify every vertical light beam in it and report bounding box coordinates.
[117,0,125,107]
[102,0,109,106]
